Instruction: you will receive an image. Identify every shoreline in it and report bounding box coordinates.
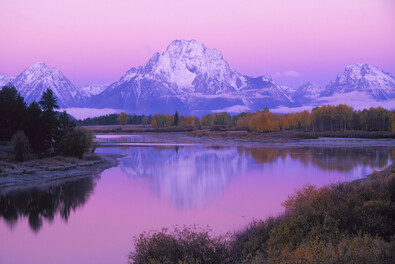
[0,153,122,193]
[186,129,395,141]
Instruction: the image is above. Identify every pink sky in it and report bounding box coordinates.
[0,0,394,87]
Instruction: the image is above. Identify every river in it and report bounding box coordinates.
[0,133,394,264]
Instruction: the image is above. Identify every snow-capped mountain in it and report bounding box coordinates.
[80,84,108,97]
[3,46,393,114]
[0,73,15,87]
[12,62,86,107]
[91,39,293,114]
[292,82,323,103]
[279,85,296,96]
[322,64,395,100]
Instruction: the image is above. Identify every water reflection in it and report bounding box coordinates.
[240,147,393,171]
[120,146,250,209]
[0,176,97,232]
[109,146,393,209]
[1,146,392,231]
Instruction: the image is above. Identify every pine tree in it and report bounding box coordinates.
[39,89,60,153]
[174,111,179,126]
[39,89,59,112]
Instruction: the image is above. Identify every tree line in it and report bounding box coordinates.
[145,105,395,132]
[77,113,152,126]
[0,85,93,161]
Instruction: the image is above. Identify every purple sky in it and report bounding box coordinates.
[0,0,394,88]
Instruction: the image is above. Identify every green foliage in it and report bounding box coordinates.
[117,112,131,125]
[129,225,232,264]
[230,218,279,263]
[24,101,44,153]
[11,130,30,162]
[213,112,231,126]
[0,86,78,156]
[39,89,59,112]
[0,86,26,140]
[61,128,94,159]
[151,114,167,128]
[77,113,151,126]
[200,113,213,127]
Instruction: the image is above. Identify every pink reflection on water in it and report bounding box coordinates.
[0,146,392,264]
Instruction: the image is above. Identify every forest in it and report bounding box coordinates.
[77,113,152,126]
[0,85,92,161]
[79,105,395,133]
[146,105,395,132]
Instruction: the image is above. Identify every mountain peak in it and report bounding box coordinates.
[167,39,205,49]
[322,63,395,100]
[164,39,222,61]
[30,61,48,69]
[292,82,323,102]
[12,62,86,107]
[94,39,292,112]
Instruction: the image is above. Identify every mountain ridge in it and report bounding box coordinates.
[0,40,394,113]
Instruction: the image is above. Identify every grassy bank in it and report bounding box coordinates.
[0,151,121,192]
[82,124,395,141]
[81,124,194,133]
[187,130,395,142]
[129,162,395,264]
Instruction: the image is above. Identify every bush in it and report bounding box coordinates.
[129,225,232,264]
[268,234,391,264]
[230,218,279,263]
[12,130,30,162]
[61,128,94,159]
[129,163,395,263]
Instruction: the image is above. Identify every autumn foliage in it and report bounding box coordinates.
[149,105,393,133]
[129,163,395,263]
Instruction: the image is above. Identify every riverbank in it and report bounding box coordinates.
[187,129,395,142]
[82,124,395,140]
[129,161,395,263]
[82,124,192,133]
[0,153,121,192]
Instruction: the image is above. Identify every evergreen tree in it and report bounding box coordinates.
[0,86,26,140]
[39,89,59,112]
[174,111,179,126]
[24,101,45,153]
[55,111,76,153]
[39,89,60,153]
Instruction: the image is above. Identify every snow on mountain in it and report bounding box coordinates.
[92,39,293,114]
[292,82,323,103]
[0,73,15,87]
[279,85,296,96]
[322,64,395,100]
[12,62,86,107]
[80,84,108,97]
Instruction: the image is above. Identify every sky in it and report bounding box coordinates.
[0,0,394,88]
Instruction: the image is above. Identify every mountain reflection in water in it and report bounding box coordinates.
[0,146,392,232]
[113,146,393,209]
[0,176,97,232]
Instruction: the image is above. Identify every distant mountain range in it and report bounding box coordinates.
[0,40,394,113]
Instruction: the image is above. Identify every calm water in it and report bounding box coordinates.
[0,134,394,264]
